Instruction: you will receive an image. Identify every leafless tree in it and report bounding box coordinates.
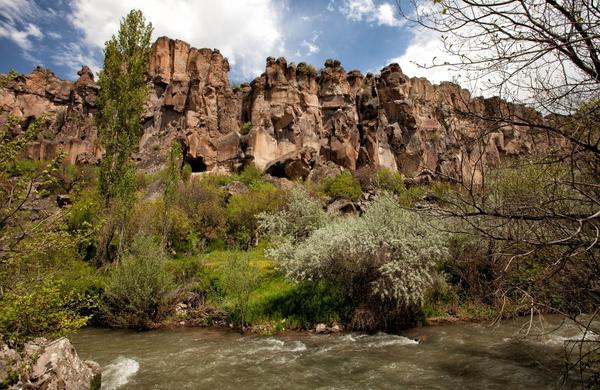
[398,0,599,384]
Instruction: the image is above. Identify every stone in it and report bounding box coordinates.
[223,181,249,196]
[327,199,356,214]
[315,323,327,333]
[0,337,101,390]
[264,146,317,180]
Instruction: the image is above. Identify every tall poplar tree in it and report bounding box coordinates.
[97,9,153,206]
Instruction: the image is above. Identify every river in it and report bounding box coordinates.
[71,315,596,389]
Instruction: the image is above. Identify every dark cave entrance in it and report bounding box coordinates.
[186,157,207,173]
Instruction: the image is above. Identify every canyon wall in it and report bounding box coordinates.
[0,36,553,182]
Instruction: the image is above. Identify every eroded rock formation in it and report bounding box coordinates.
[0,36,555,182]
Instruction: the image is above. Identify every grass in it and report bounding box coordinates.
[167,243,354,332]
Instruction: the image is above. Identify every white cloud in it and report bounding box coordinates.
[0,0,38,24]
[51,42,102,76]
[69,0,285,79]
[340,0,403,27]
[0,21,44,51]
[388,28,458,85]
[327,0,336,12]
[47,31,62,40]
[301,40,319,55]
[375,3,402,27]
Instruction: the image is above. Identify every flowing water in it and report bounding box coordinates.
[71,316,597,389]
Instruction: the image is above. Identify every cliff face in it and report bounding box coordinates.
[0,36,554,182]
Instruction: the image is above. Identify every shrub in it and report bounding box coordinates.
[259,185,328,244]
[102,236,174,329]
[0,278,91,344]
[320,170,362,201]
[267,194,448,327]
[233,164,264,188]
[374,168,405,194]
[182,163,192,183]
[131,198,196,254]
[0,69,18,88]
[220,252,259,327]
[178,178,228,244]
[226,182,283,246]
[240,121,252,135]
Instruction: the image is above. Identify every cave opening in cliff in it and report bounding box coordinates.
[186,157,207,173]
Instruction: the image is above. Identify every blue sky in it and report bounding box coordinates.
[0,0,453,84]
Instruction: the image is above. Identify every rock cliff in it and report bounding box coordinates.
[0,36,555,182]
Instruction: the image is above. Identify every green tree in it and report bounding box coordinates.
[96,9,153,259]
[97,9,153,205]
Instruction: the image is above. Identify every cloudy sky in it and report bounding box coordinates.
[0,0,454,84]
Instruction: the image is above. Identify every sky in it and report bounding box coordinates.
[0,0,456,84]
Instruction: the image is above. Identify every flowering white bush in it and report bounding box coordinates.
[267,193,448,309]
[258,185,329,244]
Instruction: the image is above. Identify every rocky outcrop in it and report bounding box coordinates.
[0,337,101,389]
[0,36,557,182]
[0,66,101,164]
[140,37,243,171]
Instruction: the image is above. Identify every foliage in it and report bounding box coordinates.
[233,164,264,188]
[0,279,92,344]
[178,177,228,245]
[373,168,405,195]
[181,163,192,183]
[164,142,182,206]
[102,236,174,329]
[296,62,318,78]
[239,121,252,135]
[0,69,18,88]
[219,252,259,327]
[132,198,196,254]
[259,185,328,244]
[97,9,153,207]
[226,182,283,246]
[268,194,448,320]
[319,170,362,201]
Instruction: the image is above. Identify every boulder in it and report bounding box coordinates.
[264,146,317,180]
[0,337,101,390]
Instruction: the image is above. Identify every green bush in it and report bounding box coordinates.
[102,236,174,329]
[240,121,252,135]
[220,253,259,327]
[178,178,228,245]
[374,168,405,194]
[233,164,264,188]
[132,198,196,254]
[182,163,192,183]
[226,182,283,246]
[0,278,92,344]
[320,170,362,201]
[0,69,18,87]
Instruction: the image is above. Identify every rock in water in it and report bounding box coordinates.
[0,337,101,390]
